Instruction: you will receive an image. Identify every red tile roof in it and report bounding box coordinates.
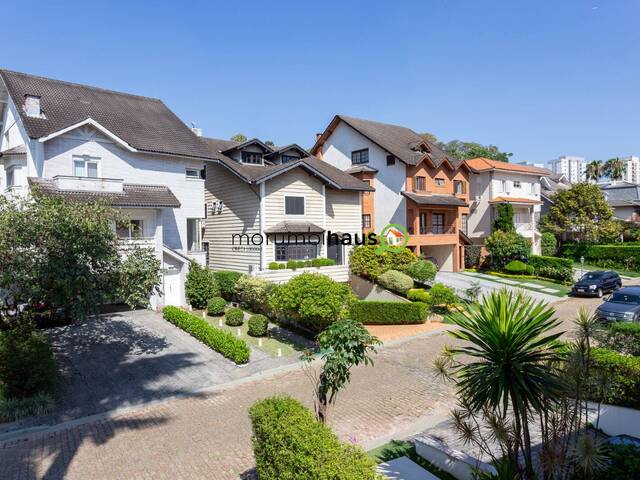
[465,157,548,175]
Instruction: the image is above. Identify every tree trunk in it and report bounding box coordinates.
[316,373,328,424]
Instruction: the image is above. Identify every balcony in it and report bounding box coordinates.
[418,224,457,235]
[53,175,124,193]
[118,237,156,254]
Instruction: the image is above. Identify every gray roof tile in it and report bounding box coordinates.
[401,191,468,207]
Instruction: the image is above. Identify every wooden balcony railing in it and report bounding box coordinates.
[418,225,457,235]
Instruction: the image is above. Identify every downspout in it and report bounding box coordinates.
[259,182,266,271]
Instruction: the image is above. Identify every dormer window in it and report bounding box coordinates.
[73,155,99,178]
[24,95,42,118]
[351,149,369,164]
[281,155,300,164]
[241,151,263,164]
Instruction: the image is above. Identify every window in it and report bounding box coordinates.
[285,196,305,215]
[362,214,371,228]
[116,220,144,239]
[241,151,263,164]
[203,242,210,266]
[432,213,444,234]
[530,182,536,194]
[386,155,395,166]
[501,180,506,192]
[5,167,15,189]
[454,180,466,195]
[73,155,99,178]
[419,212,428,235]
[513,181,521,188]
[186,168,201,179]
[414,176,426,192]
[351,149,369,164]
[461,214,468,235]
[187,218,201,251]
[275,242,318,261]
[24,95,41,118]
[435,177,445,186]
[281,155,299,163]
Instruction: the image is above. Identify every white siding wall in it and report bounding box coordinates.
[325,188,362,262]
[42,126,205,253]
[203,163,261,273]
[264,169,326,262]
[468,172,493,239]
[0,98,39,193]
[321,121,406,229]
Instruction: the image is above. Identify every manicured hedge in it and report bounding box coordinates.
[248,314,269,337]
[225,307,245,326]
[162,306,250,364]
[528,255,574,283]
[590,347,640,409]
[559,243,640,271]
[407,288,430,303]
[349,300,427,325]
[207,297,226,316]
[505,260,527,274]
[249,396,378,480]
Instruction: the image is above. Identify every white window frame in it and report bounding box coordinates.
[434,177,445,187]
[5,166,15,189]
[72,155,100,178]
[284,196,305,216]
[185,168,202,180]
[186,218,202,252]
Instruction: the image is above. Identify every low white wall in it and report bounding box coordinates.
[414,436,496,480]
[587,402,640,438]
[254,265,349,283]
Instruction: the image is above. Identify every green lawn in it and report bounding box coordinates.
[192,309,312,358]
[573,262,640,278]
[368,440,457,480]
[463,269,571,297]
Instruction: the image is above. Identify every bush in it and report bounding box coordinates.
[311,258,336,267]
[349,300,428,325]
[599,444,640,480]
[207,297,226,316]
[248,314,269,337]
[597,322,640,356]
[225,307,245,326]
[286,260,305,270]
[268,273,355,332]
[528,255,574,283]
[427,283,459,312]
[0,322,58,399]
[492,202,515,232]
[185,261,219,309]
[0,392,56,422]
[589,347,640,408]
[249,396,378,480]
[559,243,640,272]
[464,245,482,268]
[407,288,430,303]
[525,265,535,275]
[349,244,416,280]
[541,232,558,256]
[505,260,528,274]
[278,263,286,270]
[213,271,244,300]
[162,306,249,364]
[405,260,437,282]
[234,276,272,313]
[268,262,281,270]
[377,269,414,293]
[484,230,531,268]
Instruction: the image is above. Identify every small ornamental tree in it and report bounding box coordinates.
[185,262,218,309]
[541,231,558,256]
[117,247,162,310]
[484,230,531,268]
[303,319,379,423]
[492,203,515,232]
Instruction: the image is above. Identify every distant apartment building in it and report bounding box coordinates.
[548,156,585,183]
[621,156,640,184]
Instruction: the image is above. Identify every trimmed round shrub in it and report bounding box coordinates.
[505,260,528,274]
[407,288,430,303]
[405,260,437,282]
[278,263,286,270]
[248,314,269,337]
[207,296,226,316]
[427,283,459,312]
[377,269,414,293]
[225,307,245,326]
[268,262,280,270]
[525,265,535,275]
[185,261,219,309]
[213,271,244,300]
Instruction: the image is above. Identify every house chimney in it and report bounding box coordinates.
[24,95,41,118]
[191,122,203,137]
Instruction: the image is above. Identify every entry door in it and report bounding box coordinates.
[327,241,343,265]
[164,268,182,306]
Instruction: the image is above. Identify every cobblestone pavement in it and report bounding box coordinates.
[0,294,612,480]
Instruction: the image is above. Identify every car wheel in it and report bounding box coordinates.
[597,288,603,298]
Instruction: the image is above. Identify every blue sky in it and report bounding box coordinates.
[5,1,639,164]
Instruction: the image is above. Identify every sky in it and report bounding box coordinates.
[4,0,640,165]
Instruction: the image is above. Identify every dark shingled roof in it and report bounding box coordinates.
[401,191,468,207]
[313,115,464,169]
[344,165,378,174]
[202,137,373,191]
[0,145,27,156]
[601,183,640,206]
[0,69,214,160]
[29,177,181,208]
[264,220,324,234]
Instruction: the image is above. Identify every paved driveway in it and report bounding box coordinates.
[1,310,301,435]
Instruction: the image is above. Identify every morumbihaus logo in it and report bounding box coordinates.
[229,224,410,254]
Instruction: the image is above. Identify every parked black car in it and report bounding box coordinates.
[572,270,621,297]
[596,286,640,324]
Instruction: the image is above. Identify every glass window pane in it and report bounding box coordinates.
[87,162,98,178]
[74,160,85,176]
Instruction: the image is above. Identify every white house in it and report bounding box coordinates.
[0,69,216,308]
[201,137,372,283]
[465,157,546,254]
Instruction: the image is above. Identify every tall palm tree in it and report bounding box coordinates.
[436,290,563,478]
[604,157,625,183]
[584,160,604,183]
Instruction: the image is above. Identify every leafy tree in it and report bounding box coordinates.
[484,230,530,268]
[0,192,121,322]
[492,203,515,232]
[417,134,512,162]
[185,262,219,309]
[541,231,558,256]
[303,319,379,423]
[349,244,416,280]
[230,133,247,143]
[585,160,605,183]
[540,183,618,242]
[265,140,275,147]
[604,157,625,182]
[117,247,162,310]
